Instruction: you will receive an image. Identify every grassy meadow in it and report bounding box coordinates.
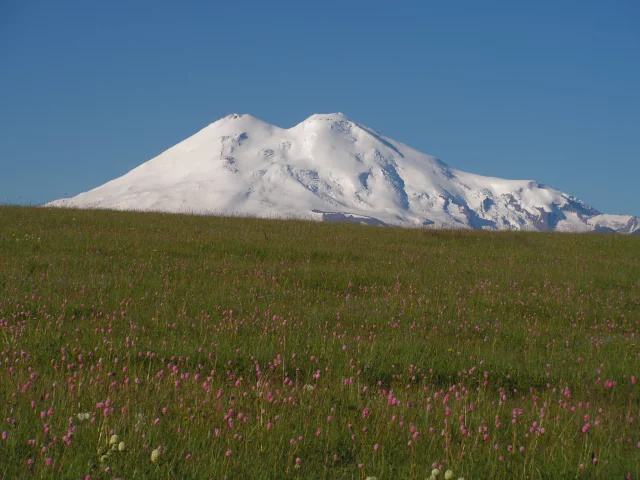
[0,205,639,479]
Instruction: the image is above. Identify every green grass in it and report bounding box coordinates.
[0,205,639,479]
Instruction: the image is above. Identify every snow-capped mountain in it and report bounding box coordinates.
[47,113,639,234]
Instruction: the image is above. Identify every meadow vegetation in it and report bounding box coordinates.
[0,205,639,479]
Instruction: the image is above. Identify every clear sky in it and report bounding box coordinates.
[1,0,639,215]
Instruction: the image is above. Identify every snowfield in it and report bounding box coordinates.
[47,113,639,234]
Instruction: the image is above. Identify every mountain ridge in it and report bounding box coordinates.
[47,113,639,234]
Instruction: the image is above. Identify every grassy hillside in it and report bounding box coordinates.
[1,206,639,479]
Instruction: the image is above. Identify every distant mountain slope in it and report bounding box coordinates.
[47,113,639,234]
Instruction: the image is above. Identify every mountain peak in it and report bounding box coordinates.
[46,112,639,234]
[203,113,273,136]
[213,113,270,125]
[303,112,351,123]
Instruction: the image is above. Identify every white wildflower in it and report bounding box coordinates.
[118,441,126,452]
[135,413,145,427]
[109,434,119,446]
[432,469,441,477]
[444,470,454,480]
[151,449,161,463]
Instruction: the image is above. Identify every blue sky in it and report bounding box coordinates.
[1,0,639,215]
